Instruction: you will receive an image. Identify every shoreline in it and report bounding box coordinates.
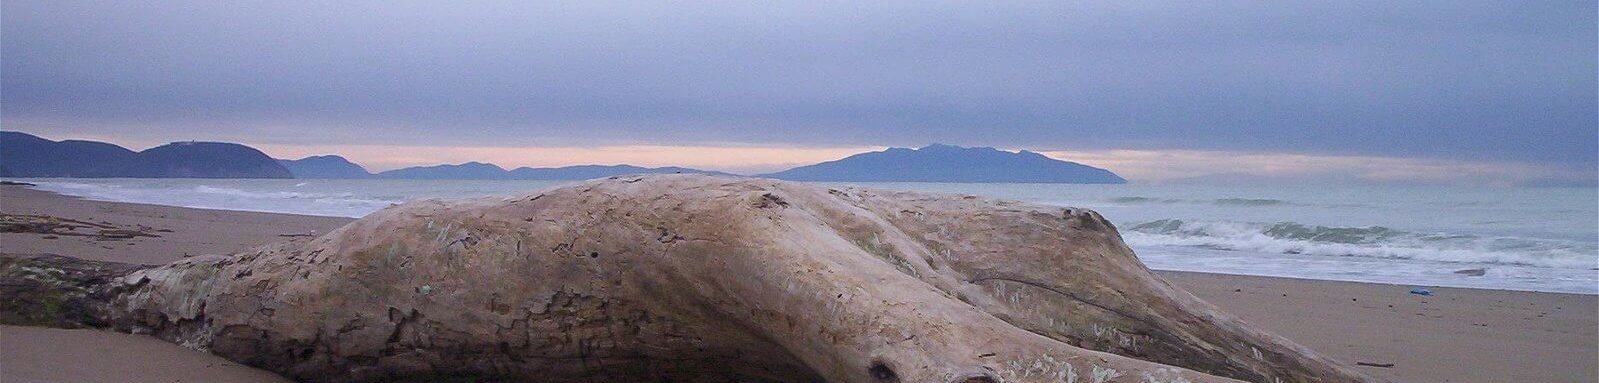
[1167,269,1598,297]
[3,183,1595,382]
[0,184,353,265]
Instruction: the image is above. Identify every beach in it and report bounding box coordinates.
[1,184,1593,383]
[1164,273,1596,383]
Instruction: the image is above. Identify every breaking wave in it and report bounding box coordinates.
[1109,196,1170,204]
[1212,198,1286,206]
[32,182,400,217]
[1124,219,1598,269]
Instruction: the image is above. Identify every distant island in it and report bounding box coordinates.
[278,159,734,180]
[278,155,374,179]
[368,162,733,180]
[760,144,1126,184]
[503,165,735,180]
[1,131,1125,183]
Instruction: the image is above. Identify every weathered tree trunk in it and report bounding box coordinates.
[0,175,1381,383]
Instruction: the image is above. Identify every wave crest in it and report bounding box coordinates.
[1125,219,1597,269]
[1213,198,1285,206]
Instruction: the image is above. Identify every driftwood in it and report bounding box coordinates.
[1,213,164,239]
[0,175,1380,383]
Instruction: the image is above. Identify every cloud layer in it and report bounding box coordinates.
[4,1,1595,172]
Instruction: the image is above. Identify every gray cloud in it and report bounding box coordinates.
[4,1,1594,167]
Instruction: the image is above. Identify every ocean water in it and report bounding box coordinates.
[10,178,1597,294]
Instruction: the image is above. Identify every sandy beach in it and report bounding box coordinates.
[1,184,1593,383]
[1164,272,1596,383]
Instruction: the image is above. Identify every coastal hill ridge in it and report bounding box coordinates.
[278,155,373,179]
[761,144,1126,184]
[1,132,1123,183]
[0,131,291,178]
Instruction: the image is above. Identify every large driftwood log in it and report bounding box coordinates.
[0,175,1380,383]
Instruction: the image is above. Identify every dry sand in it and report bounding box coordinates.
[1,184,1593,383]
[1164,272,1597,383]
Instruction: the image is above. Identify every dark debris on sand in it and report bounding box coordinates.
[0,213,165,240]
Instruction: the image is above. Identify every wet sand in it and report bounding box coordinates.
[1,184,1593,383]
[1,325,294,383]
[1,184,351,383]
[0,184,353,265]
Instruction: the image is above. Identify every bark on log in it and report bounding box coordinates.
[0,175,1381,383]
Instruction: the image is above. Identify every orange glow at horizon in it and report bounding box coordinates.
[252,144,888,174]
[47,128,1578,185]
[1039,149,1572,185]
[248,143,1577,186]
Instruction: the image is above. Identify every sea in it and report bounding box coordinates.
[9,178,1597,294]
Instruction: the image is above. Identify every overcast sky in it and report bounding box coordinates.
[3,1,1594,182]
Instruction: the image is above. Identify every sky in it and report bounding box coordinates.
[3,1,1595,184]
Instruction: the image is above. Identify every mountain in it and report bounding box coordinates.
[93,141,293,178]
[507,165,733,180]
[1,131,138,177]
[378,162,732,180]
[761,144,1126,184]
[278,155,372,178]
[1,132,291,178]
[377,162,509,180]
[3,131,1121,183]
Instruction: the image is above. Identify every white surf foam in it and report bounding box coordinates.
[1123,218,1597,270]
